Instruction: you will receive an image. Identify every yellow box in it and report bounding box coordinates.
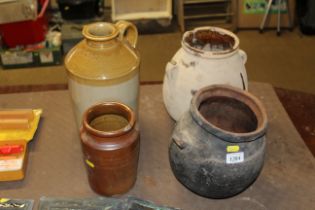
[0,140,28,181]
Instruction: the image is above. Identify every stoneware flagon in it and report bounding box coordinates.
[80,102,140,196]
[163,26,248,121]
[65,21,140,126]
[169,85,268,198]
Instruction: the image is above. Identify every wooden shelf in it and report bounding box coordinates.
[184,12,234,20]
[184,0,229,4]
[177,0,238,32]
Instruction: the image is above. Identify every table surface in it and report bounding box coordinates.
[275,87,315,157]
[1,82,315,210]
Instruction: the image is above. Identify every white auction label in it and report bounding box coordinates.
[0,158,23,172]
[226,152,244,164]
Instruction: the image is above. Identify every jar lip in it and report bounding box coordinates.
[182,26,240,59]
[82,22,119,42]
[82,102,135,138]
[190,85,268,142]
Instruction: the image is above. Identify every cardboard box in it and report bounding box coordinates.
[111,0,172,21]
[238,0,295,28]
[0,0,37,24]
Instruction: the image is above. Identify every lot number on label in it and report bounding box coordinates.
[226,152,244,164]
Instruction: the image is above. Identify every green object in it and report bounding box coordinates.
[125,197,180,210]
[39,196,180,210]
[243,0,288,14]
[0,46,62,69]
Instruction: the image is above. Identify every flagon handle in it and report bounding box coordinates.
[115,20,138,48]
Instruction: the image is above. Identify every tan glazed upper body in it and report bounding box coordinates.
[65,21,140,84]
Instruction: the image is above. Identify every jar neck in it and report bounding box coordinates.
[182,26,240,59]
[182,42,239,59]
[85,38,119,49]
[82,22,120,49]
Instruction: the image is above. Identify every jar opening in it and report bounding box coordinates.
[198,96,258,134]
[185,29,235,52]
[82,22,119,41]
[83,102,135,137]
[90,114,129,132]
[88,25,114,37]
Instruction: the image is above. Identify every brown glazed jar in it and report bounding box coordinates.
[80,102,140,196]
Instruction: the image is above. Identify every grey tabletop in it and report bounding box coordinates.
[1,82,315,210]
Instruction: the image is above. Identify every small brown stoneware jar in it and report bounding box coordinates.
[80,102,140,196]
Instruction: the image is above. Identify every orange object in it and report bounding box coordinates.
[0,110,34,121]
[0,109,42,142]
[0,140,28,181]
[0,119,30,130]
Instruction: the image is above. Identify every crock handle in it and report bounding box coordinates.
[239,49,247,64]
[172,137,187,150]
[165,60,179,81]
[115,20,138,48]
[172,131,187,150]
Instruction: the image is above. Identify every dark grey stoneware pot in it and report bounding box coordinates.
[169,85,268,198]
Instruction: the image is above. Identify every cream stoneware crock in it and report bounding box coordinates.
[163,26,248,121]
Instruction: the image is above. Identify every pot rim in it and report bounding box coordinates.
[190,85,268,142]
[82,102,136,138]
[82,22,119,42]
[182,26,240,59]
